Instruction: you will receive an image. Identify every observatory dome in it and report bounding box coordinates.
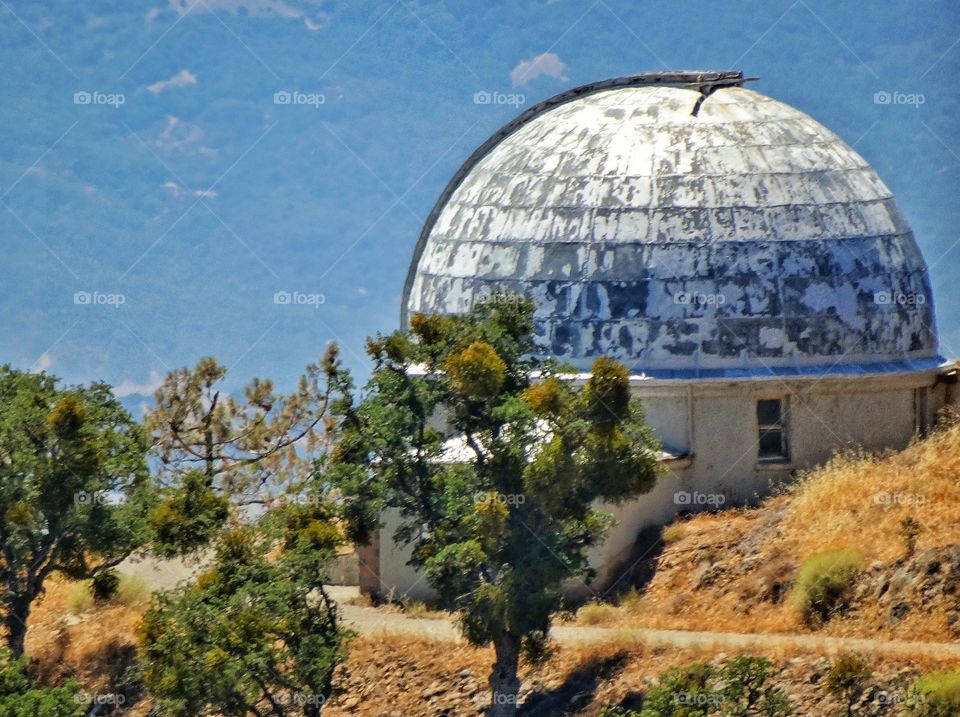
[403,73,939,376]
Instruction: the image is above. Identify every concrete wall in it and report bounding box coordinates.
[369,368,948,602]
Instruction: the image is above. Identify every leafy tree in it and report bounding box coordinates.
[139,498,348,717]
[0,649,84,717]
[145,351,339,501]
[0,366,153,658]
[329,295,662,716]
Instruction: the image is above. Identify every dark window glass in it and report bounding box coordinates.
[757,399,787,460]
[758,429,784,457]
[757,399,781,426]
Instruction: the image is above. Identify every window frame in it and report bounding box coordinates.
[756,397,789,463]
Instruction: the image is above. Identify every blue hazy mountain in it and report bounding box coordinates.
[1,0,957,398]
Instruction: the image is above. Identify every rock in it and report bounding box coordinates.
[888,600,910,622]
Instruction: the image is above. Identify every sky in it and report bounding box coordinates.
[0,0,958,410]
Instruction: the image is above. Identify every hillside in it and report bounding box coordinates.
[572,418,960,643]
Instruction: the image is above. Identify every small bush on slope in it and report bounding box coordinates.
[906,670,960,716]
[789,548,862,624]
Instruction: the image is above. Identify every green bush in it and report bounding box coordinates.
[905,671,960,716]
[600,657,792,716]
[91,568,120,602]
[0,649,84,717]
[789,548,862,623]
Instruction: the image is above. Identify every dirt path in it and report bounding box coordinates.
[327,587,960,661]
[120,563,960,662]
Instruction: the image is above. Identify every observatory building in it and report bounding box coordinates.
[362,72,957,599]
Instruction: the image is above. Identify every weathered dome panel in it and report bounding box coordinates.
[404,76,940,374]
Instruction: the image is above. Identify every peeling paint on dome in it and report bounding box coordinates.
[404,75,940,374]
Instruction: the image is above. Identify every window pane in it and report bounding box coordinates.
[757,399,782,426]
[758,429,784,457]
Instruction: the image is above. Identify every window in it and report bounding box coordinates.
[757,398,788,461]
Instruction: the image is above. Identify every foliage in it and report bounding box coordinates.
[905,670,960,716]
[139,500,349,717]
[329,295,662,715]
[824,654,872,717]
[91,568,121,602]
[0,366,154,657]
[600,657,791,716]
[145,349,341,502]
[149,469,230,557]
[0,649,84,717]
[788,548,862,623]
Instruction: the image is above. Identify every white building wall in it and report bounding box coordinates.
[372,368,947,603]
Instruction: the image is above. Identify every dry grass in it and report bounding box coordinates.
[579,421,960,641]
[783,425,960,562]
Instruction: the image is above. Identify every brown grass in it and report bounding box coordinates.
[574,421,960,641]
[783,426,960,562]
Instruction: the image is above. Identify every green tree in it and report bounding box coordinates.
[0,366,153,658]
[329,295,662,716]
[139,499,348,717]
[145,350,339,501]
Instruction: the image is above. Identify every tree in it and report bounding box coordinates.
[145,350,339,502]
[0,366,153,658]
[139,498,349,717]
[329,295,662,716]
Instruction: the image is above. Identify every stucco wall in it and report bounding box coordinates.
[371,369,945,602]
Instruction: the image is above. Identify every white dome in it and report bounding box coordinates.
[403,73,939,376]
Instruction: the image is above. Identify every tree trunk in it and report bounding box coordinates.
[4,595,31,659]
[487,632,521,717]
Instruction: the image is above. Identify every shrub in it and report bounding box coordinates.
[116,573,152,606]
[0,649,84,717]
[91,568,120,602]
[66,582,93,614]
[899,516,922,556]
[905,670,960,716]
[578,602,617,625]
[662,523,687,544]
[825,654,872,717]
[599,657,793,716]
[66,572,153,614]
[789,548,862,623]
